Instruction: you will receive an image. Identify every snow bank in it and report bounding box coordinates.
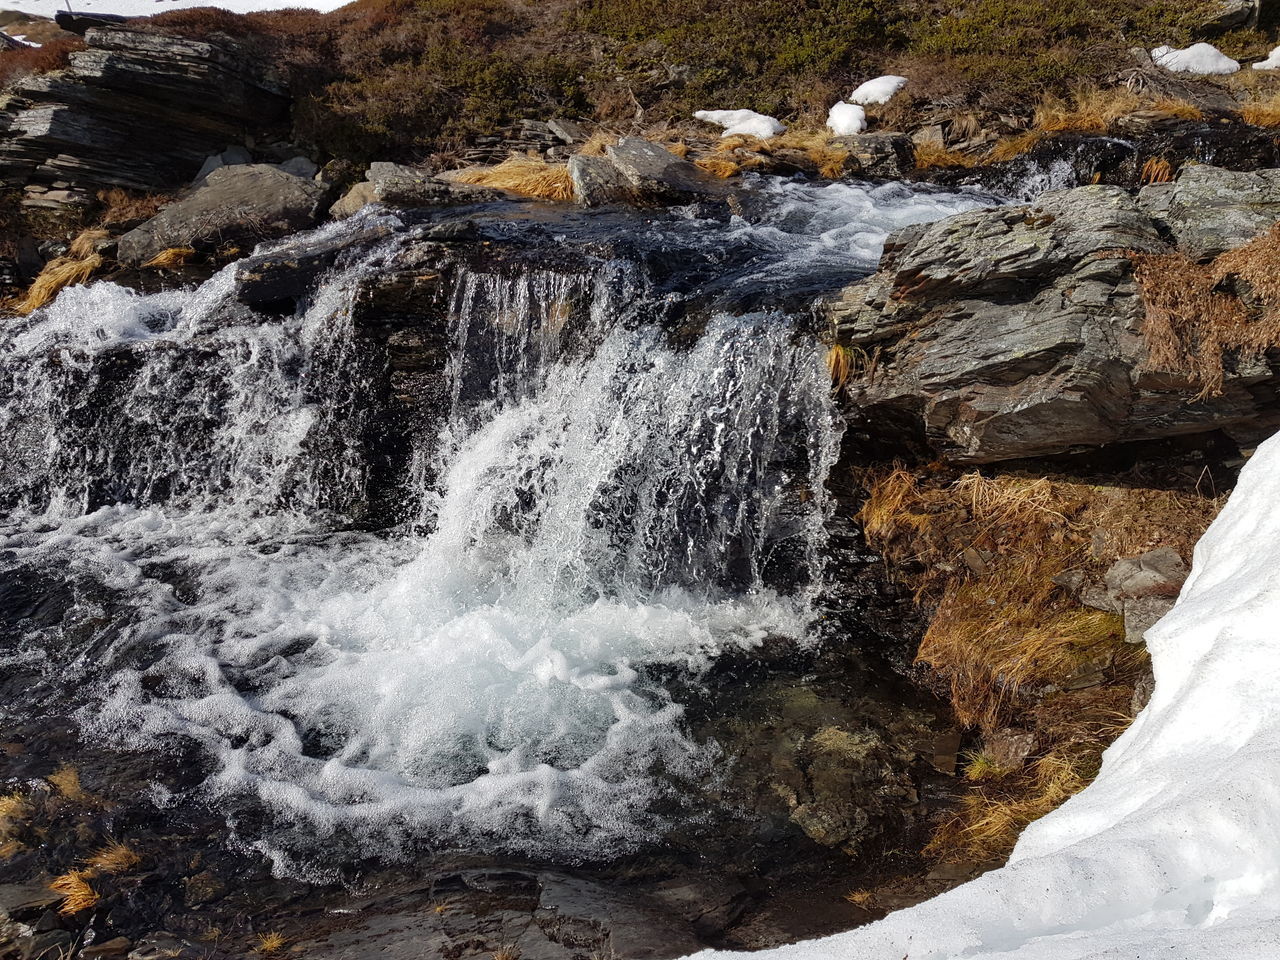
[1254,46,1280,71]
[849,75,907,105]
[1152,42,1240,75]
[685,428,1280,959]
[693,109,785,139]
[3,0,350,15]
[826,102,867,136]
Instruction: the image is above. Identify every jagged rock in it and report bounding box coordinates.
[568,154,633,206]
[117,164,330,265]
[80,937,132,958]
[1199,0,1258,31]
[547,118,589,144]
[330,166,495,218]
[1140,165,1280,259]
[0,26,289,202]
[828,174,1280,462]
[604,138,725,201]
[831,132,915,179]
[1104,546,1189,600]
[1121,595,1176,644]
[231,222,395,306]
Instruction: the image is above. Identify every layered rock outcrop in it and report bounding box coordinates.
[0,26,289,204]
[827,167,1280,463]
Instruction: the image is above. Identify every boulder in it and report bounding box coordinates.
[1140,165,1280,260]
[329,180,377,219]
[568,154,633,206]
[117,164,330,265]
[831,132,916,179]
[827,173,1280,462]
[604,137,725,201]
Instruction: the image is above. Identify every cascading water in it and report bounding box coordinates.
[0,177,993,877]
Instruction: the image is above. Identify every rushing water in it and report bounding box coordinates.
[0,177,992,875]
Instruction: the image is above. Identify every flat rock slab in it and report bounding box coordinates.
[605,137,726,201]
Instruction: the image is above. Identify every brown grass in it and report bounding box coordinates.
[859,469,1221,729]
[86,841,141,875]
[51,869,100,915]
[1149,97,1204,121]
[844,888,874,906]
[988,130,1045,163]
[826,344,852,389]
[577,130,618,156]
[769,128,851,178]
[913,142,975,170]
[1033,85,1142,133]
[1128,226,1280,398]
[493,946,521,960]
[46,764,86,801]
[95,188,169,226]
[694,156,741,178]
[0,839,23,860]
[0,792,27,838]
[14,255,103,314]
[254,932,288,955]
[141,247,197,269]
[1242,91,1280,127]
[1140,157,1174,185]
[452,154,575,201]
[0,35,84,89]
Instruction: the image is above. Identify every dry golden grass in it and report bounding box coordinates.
[769,128,851,178]
[859,469,1221,729]
[826,344,852,388]
[577,130,618,156]
[86,840,141,875]
[962,751,1016,782]
[140,246,197,269]
[1033,85,1141,133]
[913,141,976,170]
[14,255,103,315]
[1149,97,1204,121]
[51,869,100,915]
[96,187,169,226]
[1242,92,1280,127]
[68,228,110,259]
[0,839,23,860]
[0,792,27,836]
[988,130,1044,163]
[493,946,521,960]
[844,889,874,907]
[1129,226,1280,398]
[46,764,87,801]
[254,931,288,955]
[694,155,741,178]
[1140,157,1174,184]
[451,155,575,202]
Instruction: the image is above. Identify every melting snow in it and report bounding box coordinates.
[1254,46,1280,70]
[2,0,349,14]
[685,429,1280,958]
[826,102,867,136]
[693,109,785,139]
[849,75,907,105]
[1152,43,1240,75]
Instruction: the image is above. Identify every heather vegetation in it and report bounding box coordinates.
[128,0,1256,162]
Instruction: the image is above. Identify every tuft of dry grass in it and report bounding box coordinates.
[51,869,100,915]
[1140,157,1174,184]
[452,154,575,202]
[844,888,874,906]
[988,130,1044,163]
[826,343,852,388]
[769,128,851,178]
[1129,226,1280,398]
[577,130,619,156]
[68,228,110,259]
[46,764,86,801]
[962,751,1016,782]
[1033,85,1141,134]
[913,141,975,170]
[14,255,103,315]
[0,839,23,860]
[1242,91,1280,127]
[140,247,197,269]
[86,840,141,875]
[0,792,27,833]
[859,469,1221,730]
[254,931,288,955]
[1149,97,1203,121]
[493,946,521,960]
[694,155,741,178]
[96,188,169,226]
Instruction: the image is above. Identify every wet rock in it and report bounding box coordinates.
[117,165,330,266]
[831,133,915,180]
[231,222,395,306]
[126,933,200,960]
[182,870,227,906]
[80,937,131,958]
[1140,165,1280,260]
[330,181,377,219]
[827,179,1280,462]
[18,930,73,960]
[568,154,633,206]
[604,138,725,202]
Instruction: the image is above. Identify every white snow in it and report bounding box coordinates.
[684,427,1280,959]
[1254,45,1280,70]
[849,75,907,105]
[0,0,349,16]
[826,102,867,136]
[1152,42,1240,75]
[693,109,785,139]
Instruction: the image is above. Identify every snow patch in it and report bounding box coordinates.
[693,109,785,139]
[1152,42,1240,75]
[849,75,907,105]
[1254,45,1280,70]
[826,102,867,137]
[3,0,349,14]
[684,428,1280,959]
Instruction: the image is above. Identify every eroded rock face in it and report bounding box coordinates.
[116,165,330,265]
[827,172,1280,463]
[1139,166,1280,260]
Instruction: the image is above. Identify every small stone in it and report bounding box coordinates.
[983,728,1036,769]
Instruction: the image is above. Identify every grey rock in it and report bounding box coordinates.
[604,137,724,201]
[127,933,200,960]
[1123,595,1176,644]
[1199,0,1257,31]
[373,174,453,206]
[547,118,589,144]
[1143,165,1280,260]
[277,155,318,179]
[982,728,1037,769]
[827,179,1280,462]
[365,161,425,181]
[81,937,132,958]
[117,164,329,265]
[568,154,632,206]
[329,180,377,219]
[20,930,73,960]
[193,145,254,183]
[1104,546,1189,600]
[830,132,915,179]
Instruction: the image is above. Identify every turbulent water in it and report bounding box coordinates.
[0,177,992,874]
